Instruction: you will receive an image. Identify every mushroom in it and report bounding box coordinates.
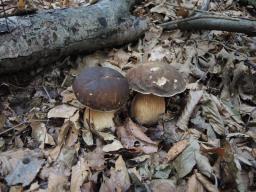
[72,66,129,131]
[126,61,186,125]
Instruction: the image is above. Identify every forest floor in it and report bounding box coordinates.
[0,0,256,191]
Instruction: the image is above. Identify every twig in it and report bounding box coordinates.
[0,119,49,136]
[0,6,16,15]
[0,122,28,136]
[42,86,52,101]
[160,14,256,36]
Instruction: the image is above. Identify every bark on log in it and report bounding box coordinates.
[0,0,148,74]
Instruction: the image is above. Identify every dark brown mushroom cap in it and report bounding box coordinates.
[73,66,129,111]
[126,62,186,97]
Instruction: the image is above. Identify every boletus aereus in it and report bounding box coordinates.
[73,66,129,131]
[126,61,186,125]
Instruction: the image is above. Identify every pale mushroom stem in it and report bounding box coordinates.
[84,108,115,131]
[131,93,166,125]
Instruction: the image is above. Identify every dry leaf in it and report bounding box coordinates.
[61,87,77,103]
[150,179,176,192]
[71,159,90,192]
[195,172,219,192]
[186,174,205,192]
[1,150,44,187]
[9,186,23,192]
[48,104,77,119]
[31,121,55,147]
[166,140,188,161]
[126,119,157,145]
[201,93,226,135]
[173,139,200,178]
[57,120,73,146]
[48,173,69,192]
[57,147,76,168]
[148,45,171,62]
[102,140,123,152]
[108,48,130,68]
[84,147,105,171]
[117,119,158,154]
[80,181,95,192]
[177,90,203,130]
[99,156,131,192]
[82,129,94,146]
[195,152,213,178]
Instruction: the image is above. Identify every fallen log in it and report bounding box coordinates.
[0,0,148,74]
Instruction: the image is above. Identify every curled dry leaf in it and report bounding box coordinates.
[82,129,94,146]
[177,90,203,130]
[195,152,213,178]
[166,140,188,161]
[201,93,225,135]
[126,119,157,145]
[117,119,158,154]
[195,172,219,192]
[47,104,77,119]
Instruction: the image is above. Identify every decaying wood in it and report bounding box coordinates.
[0,0,148,74]
[160,14,256,36]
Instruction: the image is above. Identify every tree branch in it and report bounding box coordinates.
[160,14,256,36]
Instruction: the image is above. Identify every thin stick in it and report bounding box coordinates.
[160,15,256,36]
[0,122,27,136]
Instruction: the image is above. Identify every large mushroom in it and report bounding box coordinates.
[126,61,186,125]
[72,66,129,131]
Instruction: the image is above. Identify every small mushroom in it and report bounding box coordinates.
[73,66,129,131]
[126,61,186,125]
